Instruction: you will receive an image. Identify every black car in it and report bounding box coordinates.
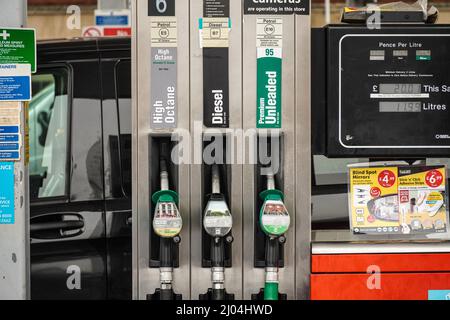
[29,37,132,300]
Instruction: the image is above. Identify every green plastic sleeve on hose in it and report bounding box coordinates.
[264,282,279,300]
[151,189,179,205]
[259,189,284,202]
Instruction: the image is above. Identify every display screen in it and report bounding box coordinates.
[379,101,422,113]
[379,84,422,94]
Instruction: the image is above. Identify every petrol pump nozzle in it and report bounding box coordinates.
[203,164,232,238]
[259,171,290,301]
[152,157,182,238]
[150,145,183,300]
[259,172,290,237]
[203,164,233,300]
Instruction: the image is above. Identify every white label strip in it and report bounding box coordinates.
[256,18,283,48]
[151,17,178,48]
[201,17,229,48]
[370,93,430,99]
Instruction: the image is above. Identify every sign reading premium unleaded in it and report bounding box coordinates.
[257,18,282,128]
[0,28,36,73]
[244,0,309,15]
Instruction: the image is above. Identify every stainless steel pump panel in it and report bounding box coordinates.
[326,25,450,157]
[134,0,311,300]
[133,0,191,300]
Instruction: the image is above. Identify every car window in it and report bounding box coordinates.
[115,60,131,197]
[313,155,369,186]
[312,155,371,230]
[101,60,121,199]
[29,68,69,200]
[69,61,103,202]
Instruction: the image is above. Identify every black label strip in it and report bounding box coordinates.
[204,0,230,17]
[148,0,176,16]
[203,48,229,128]
[202,0,230,128]
[244,0,310,15]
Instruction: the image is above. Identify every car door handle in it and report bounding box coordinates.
[31,213,85,240]
[31,220,84,232]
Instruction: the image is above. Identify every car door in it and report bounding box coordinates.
[30,60,108,300]
[100,57,132,299]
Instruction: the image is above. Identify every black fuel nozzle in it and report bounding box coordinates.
[200,164,234,301]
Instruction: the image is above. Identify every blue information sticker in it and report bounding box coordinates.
[0,135,19,142]
[0,152,19,160]
[0,126,19,134]
[0,127,20,160]
[0,143,19,150]
[96,15,129,26]
[428,290,450,300]
[0,162,14,224]
[0,76,31,101]
[0,64,31,101]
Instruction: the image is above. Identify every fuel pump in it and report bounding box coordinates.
[259,171,290,300]
[201,164,234,300]
[150,144,183,300]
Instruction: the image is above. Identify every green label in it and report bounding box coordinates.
[0,29,36,73]
[416,55,431,61]
[257,48,282,128]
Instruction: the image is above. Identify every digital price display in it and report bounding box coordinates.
[324,25,450,157]
[379,84,421,95]
[379,101,422,113]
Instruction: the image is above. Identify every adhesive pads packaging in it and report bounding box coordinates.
[349,165,449,236]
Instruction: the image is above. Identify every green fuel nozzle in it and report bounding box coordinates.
[152,157,182,239]
[150,145,183,300]
[259,171,290,301]
[259,172,290,237]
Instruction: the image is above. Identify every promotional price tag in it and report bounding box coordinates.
[349,165,449,236]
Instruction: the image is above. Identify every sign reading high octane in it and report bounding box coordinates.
[0,28,36,73]
[244,0,309,15]
[257,18,282,128]
[150,16,178,129]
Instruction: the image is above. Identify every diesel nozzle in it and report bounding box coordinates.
[259,170,290,300]
[150,143,182,300]
[202,164,234,300]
